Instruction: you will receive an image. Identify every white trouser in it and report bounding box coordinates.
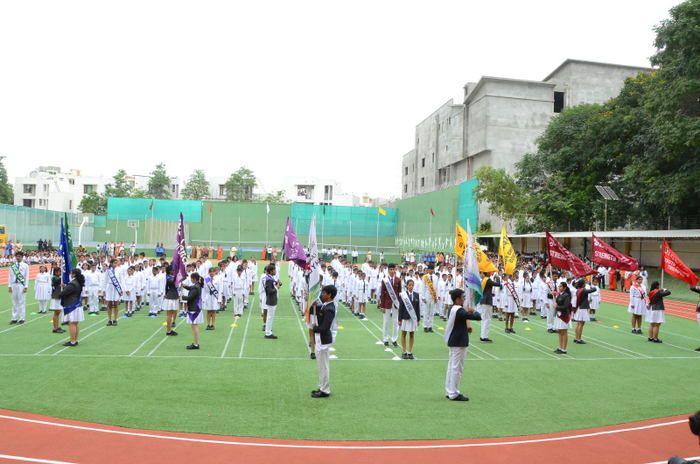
[478,304,493,339]
[445,346,468,399]
[37,299,49,313]
[315,345,331,394]
[88,289,100,312]
[546,299,555,329]
[233,294,245,316]
[11,284,26,321]
[148,293,160,313]
[382,309,399,342]
[265,305,276,336]
[423,300,436,328]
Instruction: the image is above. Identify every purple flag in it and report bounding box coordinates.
[283,218,307,268]
[172,213,187,286]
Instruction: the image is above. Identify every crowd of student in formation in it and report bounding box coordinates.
[287,254,690,357]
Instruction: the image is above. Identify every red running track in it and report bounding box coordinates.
[0,409,697,464]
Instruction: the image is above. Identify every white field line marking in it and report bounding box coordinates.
[598,312,699,342]
[129,325,166,357]
[590,319,699,356]
[0,413,687,450]
[527,319,643,359]
[0,453,77,464]
[0,301,39,315]
[467,322,499,359]
[237,297,256,358]
[0,352,698,362]
[147,319,187,357]
[53,324,110,355]
[347,304,402,359]
[33,318,107,354]
[289,296,311,354]
[0,304,43,334]
[496,328,560,359]
[221,298,254,359]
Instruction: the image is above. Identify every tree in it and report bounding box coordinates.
[147,163,171,199]
[104,169,134,198]
[473,166,529,225]
[224,167,257,201]
[78,191,107,215]
[0,156,13,204]
[131,187,148,199]
[182,169,211,200]
[260,190,288,203]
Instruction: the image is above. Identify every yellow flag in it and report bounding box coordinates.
[454,223,467,256]
[499,225,517,275]
[457,222,497,273]
[378,207,387,216]
[468,233,498,274]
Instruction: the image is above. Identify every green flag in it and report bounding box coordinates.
[64,213,77,268]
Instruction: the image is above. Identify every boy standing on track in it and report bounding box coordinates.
[9,251,29,324]
[311,285,337,398]
[444,288,482,402]
[263,264,281,339]
[378,263,401,347]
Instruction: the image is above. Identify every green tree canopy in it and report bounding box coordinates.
[473,166,529,225]
[260,190,288,204]
[104,169,134,198]
[0,156,13,204]
[147,163,171,199]
[224,167,257,201]
[182,169,211,200]
[78,191,107,215]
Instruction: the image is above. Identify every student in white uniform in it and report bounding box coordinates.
[628,275,647,334]
[8,252,29,324]
[122,267,136,317]
[147,266,165,317]
[203,267,222,331]
[104,259,123,326]
[421,266,439,333]
[34,265,52,314]
[502,275,519,334]
[232,265,247,317]
[398,279,420,359]
[86,263,101,315]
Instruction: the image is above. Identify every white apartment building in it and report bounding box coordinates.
[14,166,108,212]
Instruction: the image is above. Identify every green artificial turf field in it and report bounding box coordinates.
[0,264,698,441]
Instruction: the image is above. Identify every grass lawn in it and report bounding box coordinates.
[0,265,698,441]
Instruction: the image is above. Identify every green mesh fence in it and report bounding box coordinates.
[0,204,93,246]
[395,179,479,253]
[107,197,203,222]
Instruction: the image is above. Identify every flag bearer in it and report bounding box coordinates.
[444,288,482,401]
[311,285,337,398]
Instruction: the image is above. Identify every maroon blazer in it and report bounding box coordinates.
[379,276,402,310]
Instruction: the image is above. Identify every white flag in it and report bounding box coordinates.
[266,203,270,215]
[308,215,320,293]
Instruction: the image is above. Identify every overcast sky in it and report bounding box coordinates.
[0,0,680,199]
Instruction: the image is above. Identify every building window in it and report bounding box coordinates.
[68,200,73,210]
[420,177,425,187]
[404,167,408,176]
[404,184,408,193]
[22,199,33,208]
[445,145,448,152]
[38,199,47,207]
[43,184,49,194]
[432,152,435,162]
[69,179,75,185]
[323,185,333,201]
[297,185,314,200]
[23,184,35,195]
[83,184,96,194]
[421,158,425,168]
[554,91,565,113]
[218,184,226,197]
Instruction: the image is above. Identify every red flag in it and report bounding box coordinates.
[591,234,639,271]
[661,241,698,286]
[546,232,596,277]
